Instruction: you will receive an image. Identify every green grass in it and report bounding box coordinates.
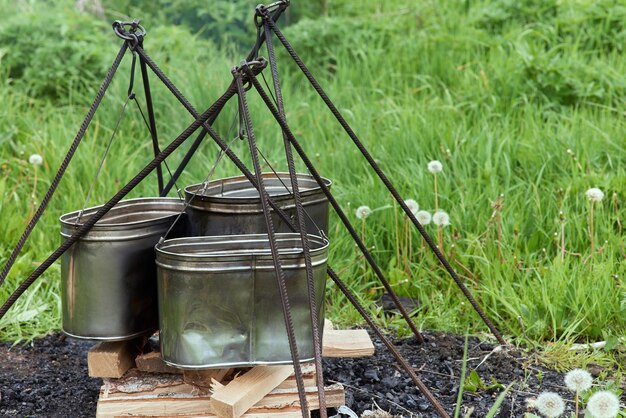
[0,0,624,367]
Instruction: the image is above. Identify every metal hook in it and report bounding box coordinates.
[112,19,146,49]
[127,51,137,98]
[232,58,267,93]
[256,1,290,16]
[254,1,289,26]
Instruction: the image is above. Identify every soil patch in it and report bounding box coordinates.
[0,331,577,417]
[324,331,576,416]
[0,333,100,417]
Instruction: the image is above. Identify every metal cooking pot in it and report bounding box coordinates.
[155,233,328,369]
[60,198,186,341]
[184,172,331,237]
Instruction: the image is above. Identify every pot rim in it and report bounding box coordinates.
[60,197,185,230]
[155,233,329,261]
[184,172,332,205]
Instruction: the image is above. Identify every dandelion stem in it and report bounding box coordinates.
[434,174,441,252]
[437,225,443,254]
[434,173,439,213]
[589,200,595,255]
[403,216,409,273]
[30,165,38,217]
[361,218,365,245]
[393,199,400,266]
[408,218,413,270]
[403,216,413,274]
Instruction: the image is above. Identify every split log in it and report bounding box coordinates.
[88,341,140,378]
[209,365,294,418]
[322,329,375,357]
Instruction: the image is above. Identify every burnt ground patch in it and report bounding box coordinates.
[0,331,576,417]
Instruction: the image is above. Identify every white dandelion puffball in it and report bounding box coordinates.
[587,391,620,418]
[416,210,432,225]
[404,199,419,215]
[564,368,592,393]
[427,160,443,174]
[355,205,373,220]
[432,210,450,226]
[586,188,604,202]
[29,154,43,166]
[535,392,565,418]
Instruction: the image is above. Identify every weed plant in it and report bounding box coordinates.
[0,0,624,366]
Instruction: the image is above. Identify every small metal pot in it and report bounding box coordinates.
[155,233,328,369]
[184,172,331,237]
[60,198,185,341]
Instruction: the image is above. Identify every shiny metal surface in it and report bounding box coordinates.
[156,233,328,369]
[60,198,186,341]
[184,172,331,236]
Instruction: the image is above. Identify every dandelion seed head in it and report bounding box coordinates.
[564,369,592,393]
[586,188,604,202]
[535,392,565,418]
[355,205,372,220]
[416,210,432,225]
[29,154,43,166]
[404,199,419,215]
[427,160,443,174]
[587,390,620,418]
[432,210,450,226]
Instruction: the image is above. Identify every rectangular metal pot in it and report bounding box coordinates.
[60,198,186,341]
[184,172,331,237]
[155,233,328,369]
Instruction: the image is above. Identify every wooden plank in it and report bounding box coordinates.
[322,329,375,358]
[209,365,294,418]
[255,383,344,410]
[275,363,316,390]
[88,341,139,378]
[136,352,181,375]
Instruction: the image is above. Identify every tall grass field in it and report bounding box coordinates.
[0,0,624,362]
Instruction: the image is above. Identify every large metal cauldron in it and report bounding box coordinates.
[155,233,328,369]
[184,173,331,237]
[60,198,185,341]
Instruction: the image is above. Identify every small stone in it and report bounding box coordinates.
[381,376,399,387]
[364,368,379,381]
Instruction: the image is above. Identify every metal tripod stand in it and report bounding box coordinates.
[0,2,508,416]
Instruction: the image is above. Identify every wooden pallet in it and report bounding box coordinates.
[91,325,374,418]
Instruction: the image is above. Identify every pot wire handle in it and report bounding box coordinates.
[256,147,326,240]
[75,93,133,226]
[158,109,239,242]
